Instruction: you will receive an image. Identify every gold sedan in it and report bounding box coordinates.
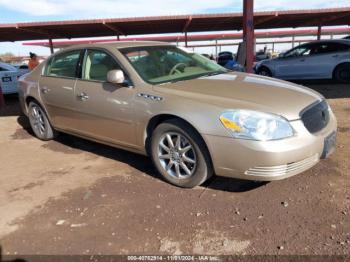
[18,42,337,188]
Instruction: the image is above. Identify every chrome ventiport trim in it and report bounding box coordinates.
[137,93,163,101]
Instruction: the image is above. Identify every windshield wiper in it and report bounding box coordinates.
[199,71,226,78]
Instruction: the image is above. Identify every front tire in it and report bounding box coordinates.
[257,66,272,77]
[151,119,213,188]
[28,101,57,141]
[334,63,350,83]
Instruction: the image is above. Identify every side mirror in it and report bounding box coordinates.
[107,69,125,84]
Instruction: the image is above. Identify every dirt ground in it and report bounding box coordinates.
[0,82,349,257]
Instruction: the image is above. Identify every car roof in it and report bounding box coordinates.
[303,39,350,46]
[61,41,173,51]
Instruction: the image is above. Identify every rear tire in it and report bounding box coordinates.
[334,63,350,83]
[151,119,213,188]
[28,101,57,141]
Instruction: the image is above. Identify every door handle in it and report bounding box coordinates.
[41,87,50,94]
[77,92,89,101]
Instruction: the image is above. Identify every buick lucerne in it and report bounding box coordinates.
[18,42,337,188]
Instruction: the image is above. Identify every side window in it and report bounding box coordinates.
[284,45,312,58]
[46,50,81,78]
[311,43,332,55]
[0,66,7,72]
[331,43,350,52]
[83,50,121,82]
[311,43,350,55]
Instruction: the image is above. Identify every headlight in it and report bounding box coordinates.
[220,110,294,141]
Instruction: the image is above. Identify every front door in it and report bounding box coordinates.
[73,49,138,148]
[274,44,313,80]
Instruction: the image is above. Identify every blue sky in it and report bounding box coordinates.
[0,0,349,56]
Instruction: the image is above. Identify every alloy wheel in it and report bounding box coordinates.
[29,105,47,136]
[157,132,197,179]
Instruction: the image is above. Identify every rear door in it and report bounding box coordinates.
[299,42,341,79]
[39,49,83,129]
[72,49,138,148]
[290,42,350,79]
[325,42,350,77]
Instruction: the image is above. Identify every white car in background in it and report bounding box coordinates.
[0,62,20,94]
[254,40,350,83]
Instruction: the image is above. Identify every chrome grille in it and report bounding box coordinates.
[301,100,329,134]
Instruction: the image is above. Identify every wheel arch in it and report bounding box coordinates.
[144,114,214,169]
[25,96,39,106]
[25,96,54,125]
[25,96,42,113]
[258,65,273,76]
[332,62,350,79]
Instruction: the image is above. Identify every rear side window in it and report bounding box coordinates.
[46,50,81,78]
[82,50,121,82]
[19,65,29,69]
[0,66,8,72]
[332,43,350,52]
[312,43,350,55]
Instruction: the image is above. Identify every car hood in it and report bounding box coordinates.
[153,72,322,120]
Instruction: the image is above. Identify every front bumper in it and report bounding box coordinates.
[203,111,337,181]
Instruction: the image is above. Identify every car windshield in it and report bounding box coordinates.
[121,46,227,84]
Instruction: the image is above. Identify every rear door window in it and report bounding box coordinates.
[311,42,350,55]
[46,50,81,78]
[329,43,350,52]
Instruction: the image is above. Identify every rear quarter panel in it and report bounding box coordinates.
[18,64,45,116]
[334,51,350,70]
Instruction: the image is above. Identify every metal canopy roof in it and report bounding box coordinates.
[1,7,350,42]
[22,27,350,48]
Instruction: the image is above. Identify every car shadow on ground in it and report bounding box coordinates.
[0,94,22,117]
[16,114,265,193]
